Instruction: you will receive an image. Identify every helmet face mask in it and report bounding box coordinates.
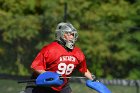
[55,22,78,49]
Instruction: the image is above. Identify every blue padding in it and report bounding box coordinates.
[86,80,112,93]
[36,71,64,86]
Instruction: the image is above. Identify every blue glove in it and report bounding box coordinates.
[35,71,64,86]
[86,80,112,93]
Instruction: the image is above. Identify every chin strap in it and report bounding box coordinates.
[57,40,73,51]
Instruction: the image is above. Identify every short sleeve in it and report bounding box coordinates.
[31,47,48,70]
[77,59,87,73]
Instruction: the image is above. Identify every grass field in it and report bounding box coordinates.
[0,79,138,93]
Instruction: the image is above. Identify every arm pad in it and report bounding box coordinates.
[86,80,111,93]
[35,71,64,86]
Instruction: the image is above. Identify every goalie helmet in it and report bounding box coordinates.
[55,22,78,49]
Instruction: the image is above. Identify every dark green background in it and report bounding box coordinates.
[0,0,140,79]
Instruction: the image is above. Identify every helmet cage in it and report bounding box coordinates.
[55,22,78,49]
[61,31,78,42]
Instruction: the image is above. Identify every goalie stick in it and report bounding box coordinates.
[17,75,95,83]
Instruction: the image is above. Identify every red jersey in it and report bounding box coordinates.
[31,41,87,91]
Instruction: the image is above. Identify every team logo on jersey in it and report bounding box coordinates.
[59,56,76,62]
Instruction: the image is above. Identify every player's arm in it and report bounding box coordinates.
[31,48,48,75]
[84,69,112,93]
[84,69,94,80]
[31,69,46,75]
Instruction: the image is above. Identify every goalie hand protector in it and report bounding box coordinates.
[35,71,64,86]
[86,80,112,93]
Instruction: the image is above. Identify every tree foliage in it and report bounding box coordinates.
[0,0,139,79]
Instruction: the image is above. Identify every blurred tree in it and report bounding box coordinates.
[0,0,139,79]
[65,0,140,79]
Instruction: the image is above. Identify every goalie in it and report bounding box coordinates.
[24,22,111,93]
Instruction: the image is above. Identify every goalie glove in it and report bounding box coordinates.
[86,78,111,93]
[35,71,64,86]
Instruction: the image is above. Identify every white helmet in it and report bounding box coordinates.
[55,22,78,49]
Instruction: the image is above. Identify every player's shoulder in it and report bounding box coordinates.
[73,46,85,60]
[41,41,61,52]
[74,46,84,54]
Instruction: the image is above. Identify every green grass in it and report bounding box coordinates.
[0,79,26,93]
[0,79,138,93]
